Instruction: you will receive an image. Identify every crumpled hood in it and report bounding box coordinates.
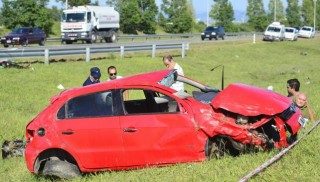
[211,83,291,116]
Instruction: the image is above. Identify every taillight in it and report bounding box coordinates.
[26,129,35,141]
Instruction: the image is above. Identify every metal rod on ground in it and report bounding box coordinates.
[239,119,320,182]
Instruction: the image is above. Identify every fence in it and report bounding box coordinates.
[0,43,189,65]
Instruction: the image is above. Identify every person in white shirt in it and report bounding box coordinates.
[107,65,128,100]
[107,65,123,81]
[162,55,184,92]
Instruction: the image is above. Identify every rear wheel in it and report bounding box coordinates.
[221,36,225,40]
[109,31,117,43]
[4,45,8,48]
[42,159,81,179]
[22,39,28,47]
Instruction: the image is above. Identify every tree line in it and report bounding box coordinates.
[0,0,319,36]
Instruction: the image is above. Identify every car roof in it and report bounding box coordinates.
[50,69,174,103]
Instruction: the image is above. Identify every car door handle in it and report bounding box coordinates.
[123,128,137,132]
[62,130,74,135]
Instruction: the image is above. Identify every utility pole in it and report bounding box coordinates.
[274,0,277,22]
[66,0,68,9]
[314,0,317,31]
[206,0,209,26]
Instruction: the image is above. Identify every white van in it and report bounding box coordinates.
[298,26,315,38]
[263,22,285,41]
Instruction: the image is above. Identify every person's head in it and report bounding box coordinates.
[287,78,300,96]
[108,65,117,80]
[295,92,307,108]
[90,67,101,82]
[163,55,175,69]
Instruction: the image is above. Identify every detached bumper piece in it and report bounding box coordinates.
[2,139,27,159]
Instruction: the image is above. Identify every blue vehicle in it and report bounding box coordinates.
[201,26,225,40]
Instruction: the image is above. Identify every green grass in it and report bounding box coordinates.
[1,37,320,181]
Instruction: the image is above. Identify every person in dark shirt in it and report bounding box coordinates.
[83,67,101,86]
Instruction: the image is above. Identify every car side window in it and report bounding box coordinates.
[122,89,179,114]
[57,91,113,119]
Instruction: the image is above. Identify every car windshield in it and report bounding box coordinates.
[302,27,311,31]
[11,28,29,34]
[285,29,294,33]
[205,27,217,31]
[62,12,86,22]
[267,26,281,32]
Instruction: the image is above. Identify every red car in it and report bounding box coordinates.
[25,70,304,178]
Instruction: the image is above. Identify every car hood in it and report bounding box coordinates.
[211,83,291,116]
[4,33,26,38]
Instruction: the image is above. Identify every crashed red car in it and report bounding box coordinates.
[25,69,304,178]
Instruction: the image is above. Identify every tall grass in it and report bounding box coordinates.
[0,37,319,181]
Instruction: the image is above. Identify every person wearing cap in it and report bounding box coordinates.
[83,67,101,86]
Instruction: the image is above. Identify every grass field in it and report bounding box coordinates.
[0,37,319,181]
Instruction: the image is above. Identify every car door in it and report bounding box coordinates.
[119,88,199,167]
[54,90,125,169]
[26,28,35,43]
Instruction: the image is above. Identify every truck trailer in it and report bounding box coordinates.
[61,5,119,44]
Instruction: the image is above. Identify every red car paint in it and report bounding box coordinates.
[25,69,303,177]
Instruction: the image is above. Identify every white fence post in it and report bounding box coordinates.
[152,44,156,58]
[86,47,90,62]
[181,43,185,59]
[253,34,256,44]
[44,49,49,65]
[120,46,124,58]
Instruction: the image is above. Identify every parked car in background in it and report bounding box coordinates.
[201,26,225,40]
[284,27,298,41]
[0,27,46,47]
[298,26,315,38]
[24,69,304,179]
[263,22,285,41]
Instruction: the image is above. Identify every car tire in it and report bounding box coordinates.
[65,40,73,44]
[39,39,45,46]
[209,37,212,40]
[106,31,117,43]
[221,36,225,40]
[4,45,8,48]
[22,39,28,47]
[42,159,81,179]
[205,136,240,159]
[87,33,97,44]
[201,37,205,41]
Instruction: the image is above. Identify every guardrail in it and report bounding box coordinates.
[46,32,263,42]
[0,43,189,64]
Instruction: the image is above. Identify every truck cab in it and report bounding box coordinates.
[61,6,119,44]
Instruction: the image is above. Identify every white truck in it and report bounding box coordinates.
[263,22,285,41]
[61,5,119,44]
